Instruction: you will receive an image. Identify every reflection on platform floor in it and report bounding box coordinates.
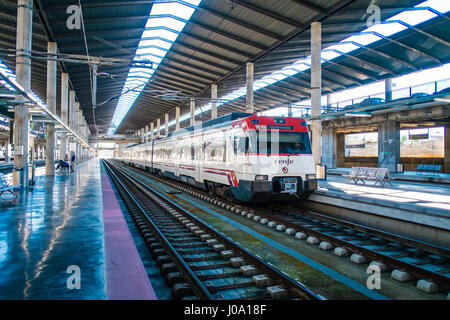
[0,159,105,299]
[319,175,450,212]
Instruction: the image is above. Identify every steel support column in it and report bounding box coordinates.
[310,22,322,166]
[211,84,217,119]
[157,118,161,137]
[165,113,169,136]
[190,98,195,126]
[176,106,180,131]
[385,78,392,102]
[246,62,254,114]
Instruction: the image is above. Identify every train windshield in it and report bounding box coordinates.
[252,131,312,155]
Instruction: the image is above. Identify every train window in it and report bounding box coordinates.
[255,131,311,154]
[238,137,249,154]
[233,136,239,154]
[191,146,195,160]
[203,140,226,162]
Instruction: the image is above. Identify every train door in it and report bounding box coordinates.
[234,132,250,171]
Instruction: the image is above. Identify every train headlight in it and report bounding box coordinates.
[255,175,268,181]
[306,174,316,180]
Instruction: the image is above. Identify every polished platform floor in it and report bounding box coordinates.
[0,158,155,300]
[319,174,450,213]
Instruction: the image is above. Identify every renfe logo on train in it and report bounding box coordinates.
[277,159,294,166]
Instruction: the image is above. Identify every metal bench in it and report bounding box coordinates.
[343,167,360,184]
[344,167,392,187]
[416,164,441,176]
[0,173,19,201]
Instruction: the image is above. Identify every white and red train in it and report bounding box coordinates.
[118,113,317,202]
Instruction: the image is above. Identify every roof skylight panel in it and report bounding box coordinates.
[138,39,172,50]
[343,33,382,46]
[146,17,187,32]
[150,2,196,20]
[141,29,179,42]
[135,46,167,59]
[364,22,407,37]
[418,0,450,13]
[281,66,302,76]
[129,0,449,135]
[108,0,202,135]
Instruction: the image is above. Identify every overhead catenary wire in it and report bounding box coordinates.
[77,0,98,146]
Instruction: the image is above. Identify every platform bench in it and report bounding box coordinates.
[416,164,441,176]
[343,167,392,187]
[0,173,19,201]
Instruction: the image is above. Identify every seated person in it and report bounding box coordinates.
[56,159,70,170]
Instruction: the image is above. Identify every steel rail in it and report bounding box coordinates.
[103,160,214,299]
[105,160,325,300]
[119,162,450,291]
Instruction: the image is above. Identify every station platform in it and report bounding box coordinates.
[0,158,156,300]
[327,168,450,185]
[307,174,450,247]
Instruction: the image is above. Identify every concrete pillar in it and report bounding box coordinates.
[157,118,161,137]
[4,139,10,162]
[141,128,144,143]
[310,21,322,166]
[75,103,81,139]
[150,122,154,140]
[385,78,392,102]
[327,93,332,112]
[144,125,148,143]
[211,84,217,119]
[165,113,169,136]
[445,125,450,173]
[190,98,195,126]
[246,62,254,114]
[68,90,75,159]
[337,132,345,168]
[69,90,75,128]
[378,120,400,172]
[175,106,180,131]
[13,0,33,187]
[59,72,69,160]
[287,105,293,117]
[75,108,81,166]
[322,127,337,168]
[76,143,81,166]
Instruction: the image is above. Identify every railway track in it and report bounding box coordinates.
[115,160,450,296]
[103,160,324,300]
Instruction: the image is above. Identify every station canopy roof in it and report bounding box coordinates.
[0,0,448,137]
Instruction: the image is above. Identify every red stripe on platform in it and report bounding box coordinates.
[101,172,157,300]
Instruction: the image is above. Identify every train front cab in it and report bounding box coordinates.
[229,116,317,202]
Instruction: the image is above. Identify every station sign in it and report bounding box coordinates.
[409,133,429,140]
[346,143,366,149]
